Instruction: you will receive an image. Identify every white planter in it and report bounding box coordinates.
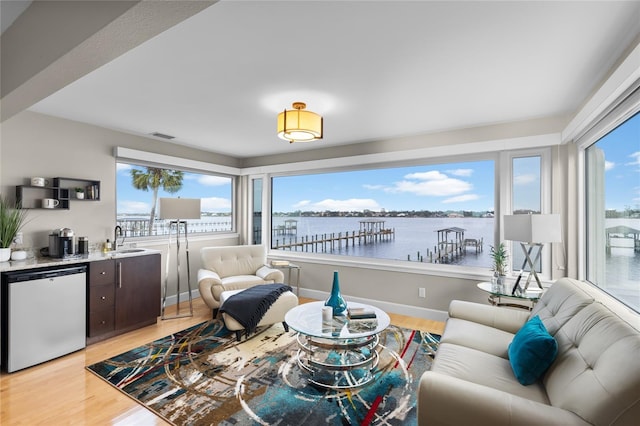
[76,192,85,199]
[0,247,11,262]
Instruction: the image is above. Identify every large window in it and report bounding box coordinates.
[511,156,542,273]
[116,162,233,237]
[271,160,495,267]
[585,111,640,311]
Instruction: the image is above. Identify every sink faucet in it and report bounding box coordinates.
[114,226,124,250]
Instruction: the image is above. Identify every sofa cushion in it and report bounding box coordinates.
[212,275,270,300]
[201,245,267,278]
[544,302,640,426]
[508,316,558,385]
[440,317,515,359]
[431,342,550,404]
[530,278,594,336]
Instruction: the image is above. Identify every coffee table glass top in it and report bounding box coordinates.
[285,301,390,339]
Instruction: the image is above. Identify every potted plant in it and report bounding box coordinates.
[0,196,28,262]
[489,242,508,289]
[74,187,85,199]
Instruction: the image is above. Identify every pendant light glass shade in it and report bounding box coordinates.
[277,102,323,143]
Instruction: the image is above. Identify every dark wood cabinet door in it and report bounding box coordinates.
[114,254,161,330]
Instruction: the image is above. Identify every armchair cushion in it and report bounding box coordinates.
[198,245,285,310]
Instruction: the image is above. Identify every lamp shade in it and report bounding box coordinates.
[158,198,201,220]
[277,102,323,143]
[504,214,561,243]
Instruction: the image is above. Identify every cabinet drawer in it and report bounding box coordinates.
[89,308,115,336]
[89,260,115,286]
[89,284,115,311]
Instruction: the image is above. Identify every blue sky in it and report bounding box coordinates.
[272,160,497,213]
[598,111,640,211]
[116,163,232,214]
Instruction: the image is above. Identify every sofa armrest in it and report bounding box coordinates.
[197,269,223,309]
[197,268,222,286]
[256,265,285,283]
[418,371,590,426]
[449,300,530,334]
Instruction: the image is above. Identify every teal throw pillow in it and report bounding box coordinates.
[508,315,558,386]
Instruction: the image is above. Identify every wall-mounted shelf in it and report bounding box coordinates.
[15,186,70,209]
[15,177,100,210]
[53,177,100,201]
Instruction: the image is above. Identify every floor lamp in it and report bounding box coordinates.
[504,214,561,291]
[159,197,201,320]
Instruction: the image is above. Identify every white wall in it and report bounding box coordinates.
[0,110,241,299]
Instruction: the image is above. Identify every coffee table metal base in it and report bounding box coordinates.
[294,334,380,389]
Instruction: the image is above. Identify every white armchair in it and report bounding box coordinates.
[197,245,284,311]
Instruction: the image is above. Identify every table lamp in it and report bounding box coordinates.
[503,214,561,291]
[158,197,201,319]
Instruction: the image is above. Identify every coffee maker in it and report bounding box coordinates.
[48,228,75,258]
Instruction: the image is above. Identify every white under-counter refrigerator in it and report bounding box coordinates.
[1,264,87,372]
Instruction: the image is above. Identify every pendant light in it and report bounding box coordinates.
[277,102,323,143]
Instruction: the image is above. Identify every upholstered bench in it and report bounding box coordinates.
[219,286,298,341]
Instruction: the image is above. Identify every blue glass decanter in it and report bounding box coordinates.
[325,270,347,316]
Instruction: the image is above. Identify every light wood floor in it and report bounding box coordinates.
[0,297,445,425]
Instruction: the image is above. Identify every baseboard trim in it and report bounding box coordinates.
[168,287,449,323]
[164,288,202,307]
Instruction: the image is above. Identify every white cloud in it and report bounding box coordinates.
[366,169,474,198]
[514,174,537,185]
[116,163,132,173]
[201,197,231,212]
[197,175,231,186]
[446,168,474,177]
[391,178,471,196]
[404,171,448,181]
[605,160,615,171]
[626,152,640,166]
[363,184,386,190]
[299,198,381,212]
[293,200,311,209]
[442,194,480,203]
[118,200,150,214]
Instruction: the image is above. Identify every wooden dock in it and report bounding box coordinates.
[407,227,483,264]
[272,219,395,253]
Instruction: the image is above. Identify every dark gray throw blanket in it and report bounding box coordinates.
[219,284,292,336]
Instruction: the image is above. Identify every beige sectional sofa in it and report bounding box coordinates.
[418,278,640,425]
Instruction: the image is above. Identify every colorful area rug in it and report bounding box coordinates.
[87,319,439,425]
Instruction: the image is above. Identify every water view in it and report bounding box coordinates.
[272,216,495,267]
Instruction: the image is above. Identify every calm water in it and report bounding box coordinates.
[272,216,639,309]
[272,216,495,267]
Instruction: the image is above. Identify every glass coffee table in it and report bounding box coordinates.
[284,301,390,389]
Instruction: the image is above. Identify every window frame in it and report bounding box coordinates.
[114,147,240,241]
[499,149,553,278]
[576,84,640,283]
[255,145,554,281]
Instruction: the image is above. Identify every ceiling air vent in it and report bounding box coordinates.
[150,132,176,140]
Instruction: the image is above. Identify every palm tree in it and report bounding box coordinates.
[130,167,184,235]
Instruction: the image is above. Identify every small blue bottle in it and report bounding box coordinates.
[325,270,347,316]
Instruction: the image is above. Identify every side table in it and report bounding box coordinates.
[270,262,301,296]
[476,282,543,311]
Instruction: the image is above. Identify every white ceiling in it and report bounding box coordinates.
[27,1,640,158]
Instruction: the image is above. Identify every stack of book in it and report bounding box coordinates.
[347,307,377,320]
